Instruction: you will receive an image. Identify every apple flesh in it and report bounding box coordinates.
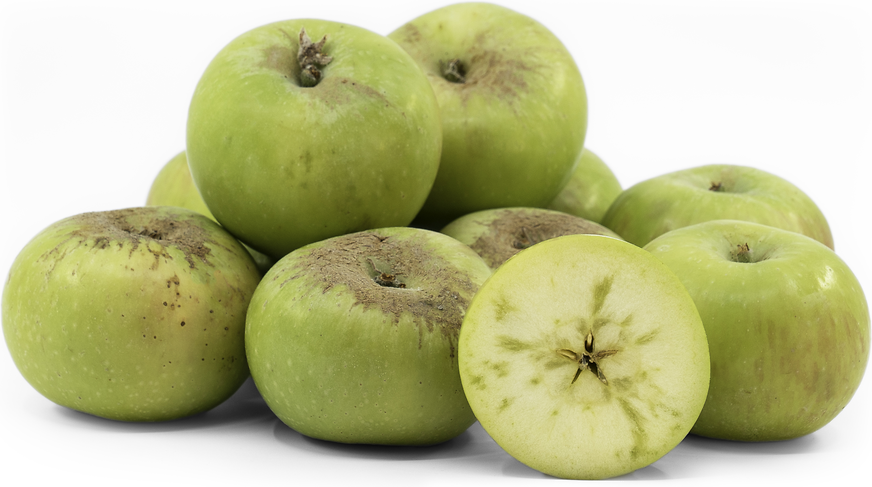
[187,20,442,260]
[459,234,710,479]
[645,220,869,441]
[2,207,262,421]
[602,164,834,249]
[389,3,588,221]
[440,207,621,270]
[245,227,493,445]
[547,148,622,224]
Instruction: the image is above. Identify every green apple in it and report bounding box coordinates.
[645,220,869,441]
[187,20,442,260]
[246,227,492,445]
[389,3,588,221]
[602,164,834,249]
[441,207,621,270]
[547,148,622,224]
[146,151,274,274]
[460,234,710,479]
[2,207,262,421]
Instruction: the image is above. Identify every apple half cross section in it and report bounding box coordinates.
[459,234,710,480]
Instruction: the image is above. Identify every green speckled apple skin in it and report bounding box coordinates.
[2,207,262,421]
[389,3,588,221]
[548,149,622,224]
[459,235,710,479]
[246,227,493,445]
[187,19,442,260]
[645,220,869,441]
[602,164,834,249]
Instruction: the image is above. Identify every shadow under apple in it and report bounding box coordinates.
[51,377,275,433]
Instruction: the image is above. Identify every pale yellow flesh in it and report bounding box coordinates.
[459,235,710,480]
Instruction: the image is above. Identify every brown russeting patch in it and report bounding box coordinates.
[277,231,481,347]
[44,208,222,272]
[470,209,618,268]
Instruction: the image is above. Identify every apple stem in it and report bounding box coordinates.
[298,28,333,88]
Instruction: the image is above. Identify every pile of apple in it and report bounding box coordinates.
[2,3,869,481]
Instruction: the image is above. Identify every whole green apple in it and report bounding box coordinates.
[187,20,442,260]
[547,148,622,224]
[440,207,621,270]
[645,220,869,441]
[389,3,588,221]
[246,227,492,445]
[602,164,834,249]
[2,207,262,421]
[460,234,710,479]
[146,151,274,274]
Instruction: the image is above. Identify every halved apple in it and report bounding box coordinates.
[459,234,710,479]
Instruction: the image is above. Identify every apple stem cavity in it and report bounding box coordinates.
[298,28,333,88]
[442,58,467,83]
[557,331,618,385]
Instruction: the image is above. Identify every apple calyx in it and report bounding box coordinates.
[69,209,217,270]
[367,258,406,288]
[709,181,724,192]
[557,331,618,385]
[442,58,467,83]
[730,242,753,263]
[512,226,546,250]
[298,28,333,87]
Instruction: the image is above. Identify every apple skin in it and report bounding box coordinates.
[146,151,274,274]
[645,220,869,441]
[389,2,588,221]
[602,164,834,249]
[245,227,492,445]
[547,148,622,224]
[440,207,621,270]
[2,207,262,421]
[187,19,442,260]
[146,151,215,220]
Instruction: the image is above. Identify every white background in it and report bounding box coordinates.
[1,0,870,485]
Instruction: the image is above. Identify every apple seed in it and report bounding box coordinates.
[557,331,619,385]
